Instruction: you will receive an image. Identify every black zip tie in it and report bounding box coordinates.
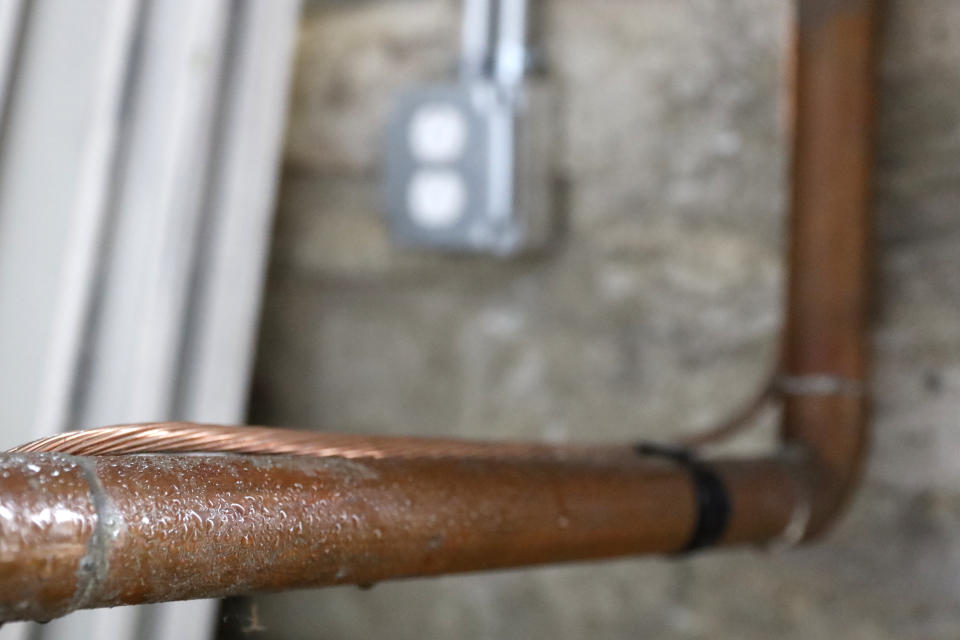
[634,442,731,553]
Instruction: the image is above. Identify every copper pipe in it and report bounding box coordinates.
[0,449,805,622]
[0,0,877,623]
[782,0,877,536]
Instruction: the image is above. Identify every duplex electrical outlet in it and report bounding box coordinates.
[383,0,553,255]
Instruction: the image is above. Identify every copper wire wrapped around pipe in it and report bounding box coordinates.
[10,423,628,461]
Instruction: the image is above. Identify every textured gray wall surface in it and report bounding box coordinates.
[243,1,960,638]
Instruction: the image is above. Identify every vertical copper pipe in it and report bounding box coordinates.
[783,0,877,535]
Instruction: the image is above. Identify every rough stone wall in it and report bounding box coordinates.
[244,1,960,638]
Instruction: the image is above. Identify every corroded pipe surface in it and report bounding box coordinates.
[0,450,805,622]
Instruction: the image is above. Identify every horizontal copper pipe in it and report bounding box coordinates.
[0,448,806,622]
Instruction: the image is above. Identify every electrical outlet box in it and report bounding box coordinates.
[383,0,552,256]
[384,80,552,255]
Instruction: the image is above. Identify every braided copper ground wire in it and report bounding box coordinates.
[10,422,630,461]
[10,372,780,461]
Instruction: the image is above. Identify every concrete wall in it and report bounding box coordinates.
[242,1,960,638]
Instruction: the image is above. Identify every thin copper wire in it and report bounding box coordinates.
[9,422,633,461]
[10,374,778,461]
[677,379,778,447]
[10,352,781,460]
